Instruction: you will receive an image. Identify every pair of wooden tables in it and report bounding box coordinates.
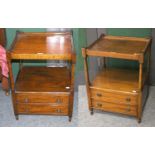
[7,31,151,123]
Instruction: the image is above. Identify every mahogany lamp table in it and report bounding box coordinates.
[82,34,151,123]
[7,31,76,121]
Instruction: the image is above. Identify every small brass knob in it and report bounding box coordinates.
[96,93,102,97]
[57,109,61,113]
[126,97,131,102]
[24,98,28,103]
[126,108,131,112]
[126,105,131,112]
[56,98,62,104]
[25,108,29,113]
[97,103,102,107]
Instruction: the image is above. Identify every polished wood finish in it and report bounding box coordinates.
[86,34,151,63]
[82,48,92,113]
[15,67,71,93]
[91,88,138,105]
[17,103,68,115]
[7,31,75,121]
[0,28,9,95]
[9,31,74,60]
[82,34,151,122]
[92,99,137,116]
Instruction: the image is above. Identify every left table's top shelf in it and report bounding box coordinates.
[8,31,75,61]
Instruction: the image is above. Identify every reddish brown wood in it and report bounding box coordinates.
[92,99,137,116]
[83,34,151,122]
[7,31,76,121]
[86,34,151,63]
[9,31,74,60]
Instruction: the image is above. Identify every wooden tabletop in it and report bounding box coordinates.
[8,31,75,60]
[85,34,151,62]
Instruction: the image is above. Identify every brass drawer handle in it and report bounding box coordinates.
[56,98,62,104]
[25,107,29,113]
[56,109,62,113]
[126,108,131,112]
[126,97,131,102]
[96,93,102,97]
[24,98,29,103]
[126,105,131,112]
[97,103,102,107]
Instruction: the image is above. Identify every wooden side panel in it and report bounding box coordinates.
[0,28,6,47]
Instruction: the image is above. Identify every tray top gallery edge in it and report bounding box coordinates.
[8,31,75,60]
[84,34,151,62]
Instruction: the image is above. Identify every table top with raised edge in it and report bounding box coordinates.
[85,34,151,62]
[8,31,75,61]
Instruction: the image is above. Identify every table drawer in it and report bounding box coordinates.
[17,103,26,113]
[16,93,69,106]
[92,99,137,116]
[91,88,138,105]
[17,103,68,115]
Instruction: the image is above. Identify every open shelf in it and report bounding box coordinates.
[15,66,71,93]
[91,68,142,93]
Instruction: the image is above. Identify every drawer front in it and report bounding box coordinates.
[92,100,137,116]
[16,93,69,106]
[91,88,138,105]
[17,103,68,115]
[17,103,27,113]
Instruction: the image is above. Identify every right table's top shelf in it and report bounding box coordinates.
[85,34,151,63]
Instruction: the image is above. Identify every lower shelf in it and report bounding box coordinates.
[91,68,143,93]
[15,66,71,93]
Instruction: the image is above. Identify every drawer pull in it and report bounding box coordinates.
[96,93,102,97]
[126,108,131,112]
[97,103,102,107]
[126,105,131,112]
[126,98,131,102]
[24,98,28,103]
[25,107,29,113]
[56,98,62,104]
[56,109,62,113]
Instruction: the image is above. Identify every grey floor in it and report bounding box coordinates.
[0,85,155,127]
